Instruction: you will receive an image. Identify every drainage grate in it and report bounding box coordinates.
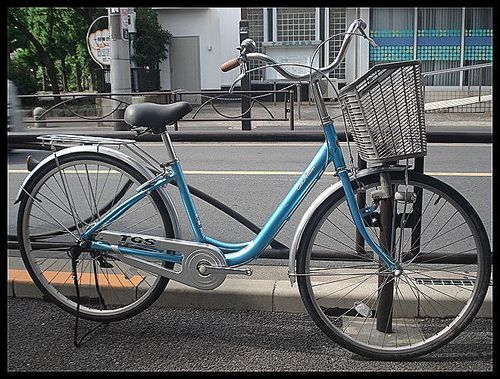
[415,278,492,286]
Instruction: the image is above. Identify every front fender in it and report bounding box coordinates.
[288,165,407,286]
[14,145,181,239]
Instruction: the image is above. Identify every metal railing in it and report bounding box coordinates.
[18,85,298,131]
[421,63,493,110]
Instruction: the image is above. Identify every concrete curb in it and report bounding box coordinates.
[7,268,492,318]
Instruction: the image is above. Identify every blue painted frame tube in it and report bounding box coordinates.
[81,176,172,240]
[81,124,395,271]
[172,161,252,251]
[170,161,205,242]
[323,123,396,270]
[223,143,329,266]
[203,236,249,252]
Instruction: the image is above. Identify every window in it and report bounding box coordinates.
[277,8,316,42]
[247,7,265,81]
[369,7,492,86]
[417,7,462,86]
[328,8,347,80]
[463,7,492,86]
[369,8,414,65]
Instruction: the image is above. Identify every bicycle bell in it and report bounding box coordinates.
[239,38,257,54]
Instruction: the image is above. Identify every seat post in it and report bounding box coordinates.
[160,131,178,164]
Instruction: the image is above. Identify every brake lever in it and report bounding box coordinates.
[357,26,379,48]
[366,35,379,48]
[229,71,246,93]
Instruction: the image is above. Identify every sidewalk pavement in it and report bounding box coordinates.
[7,255,493,317]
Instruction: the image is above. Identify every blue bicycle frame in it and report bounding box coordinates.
[81,118,396,271]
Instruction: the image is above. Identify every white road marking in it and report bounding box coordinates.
[8,169,492,177]
[136,142,491,148]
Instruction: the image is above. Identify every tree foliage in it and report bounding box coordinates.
[8,7,169,94]
[8,7,106,94]
[132,8,172,69]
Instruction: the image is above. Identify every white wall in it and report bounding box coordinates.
[155,7,367,89]
[216,8,241,87]
[155,8,240,90]
[345,7,370,83]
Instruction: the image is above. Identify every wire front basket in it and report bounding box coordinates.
[339,60,427,163]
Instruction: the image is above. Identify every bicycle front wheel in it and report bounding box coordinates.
[17,151,176,323]
[297,170,491,360]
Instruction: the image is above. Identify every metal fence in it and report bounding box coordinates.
[422,63,492,113]
[17,84,299,131]
[15,63,493,134]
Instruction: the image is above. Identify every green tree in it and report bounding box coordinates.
[132,8,172,69]
[8,7,107,94]
[8,8,61,94]
[8,53,39,95]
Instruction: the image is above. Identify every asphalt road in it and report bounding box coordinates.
[7,141,493,249]
[6,297,493,372]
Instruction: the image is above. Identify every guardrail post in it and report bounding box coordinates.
[289,89,295,131]
[479,68,483,102]
[409,156,425,259]
[355,155,367,255]
[376,169,396,334]
[273,81,277,106]
[297,83,302,120]
[173,92,179,131]
[239,10,251,131]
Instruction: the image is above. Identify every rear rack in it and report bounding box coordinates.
[38,134,137,146]
[37,134,164,174]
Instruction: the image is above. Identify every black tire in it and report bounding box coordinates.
[297,170,491,360]
[17,151,176,323]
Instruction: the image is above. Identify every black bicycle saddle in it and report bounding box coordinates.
[124,101,192,134]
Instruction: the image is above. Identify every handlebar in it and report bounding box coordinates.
[220,19,371,81]
[220,57,240,72]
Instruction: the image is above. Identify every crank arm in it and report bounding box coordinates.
[202,266,252,276]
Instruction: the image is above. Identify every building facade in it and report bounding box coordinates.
[154,7,492,92]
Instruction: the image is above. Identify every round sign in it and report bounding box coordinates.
[86,16,110,67]
[88,28,111,66]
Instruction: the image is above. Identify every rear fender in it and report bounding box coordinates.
[14,145,181,238]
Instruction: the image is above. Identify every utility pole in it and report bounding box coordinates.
[240,8,251,131]
[108,7,131,130]
[128,8,137,91]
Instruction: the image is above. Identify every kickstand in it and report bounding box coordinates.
[70,245,108,347]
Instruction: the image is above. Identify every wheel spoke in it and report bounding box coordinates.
[297,171,489,358]
[18,155,173,321]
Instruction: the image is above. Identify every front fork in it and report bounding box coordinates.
[311,75,397,273]
[336,167,397,272]
[322,121,397,272]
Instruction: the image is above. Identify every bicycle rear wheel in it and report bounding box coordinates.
[297,170,491,360]
[17,151,176,323]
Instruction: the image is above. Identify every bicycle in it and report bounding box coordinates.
[15,19,491,360]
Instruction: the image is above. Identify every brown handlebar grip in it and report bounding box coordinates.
[220,58,240,72]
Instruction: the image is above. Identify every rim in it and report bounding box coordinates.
[303,173,486,353]
[20,157,170,317]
